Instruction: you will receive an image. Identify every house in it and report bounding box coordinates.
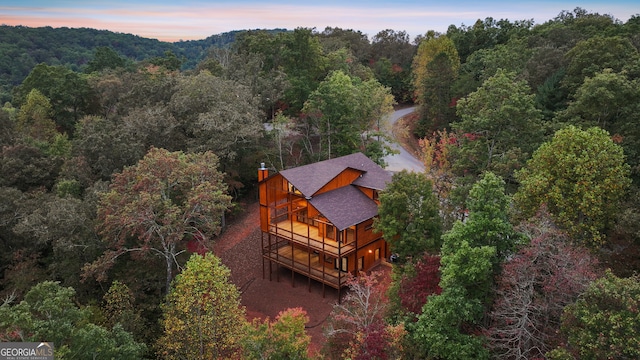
[258,152,392,298]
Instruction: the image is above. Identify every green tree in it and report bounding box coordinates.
[414,52,458,137]
[411,32,460,105]
[72,115,145,180]
[411,246,493,360]
[410,172,517,359]
[0,144,62,191]
[0,103,16,147]
[549,270,640,360]
[13,63,98,134]
[279,28,328,114]
[514,126,631,247]
[563,36,639,94]
[158,253,246,359]
[16,88,57,142]
[86,46,127,73]
[318,27,371,63]
[11,192,103,298]
[169,72,263,159]
[370,29,415,102]
[149,50,184,71]
[375,170,442,262]
[451,171,518,261]
[452,69,544,181]
[0,281,145,359]
[302,70,394,160]
[446,17,533,63]
[86,147,232,292]
[243,307,311,360]
[556,69,640,173]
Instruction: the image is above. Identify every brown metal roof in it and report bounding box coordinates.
[309,185,379,231]
[279,152,392,197]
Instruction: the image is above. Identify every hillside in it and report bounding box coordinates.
[0,25,286,103]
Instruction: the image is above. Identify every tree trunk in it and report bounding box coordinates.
[165,244,175,293]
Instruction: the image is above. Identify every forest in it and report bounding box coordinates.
[1,6,640,359]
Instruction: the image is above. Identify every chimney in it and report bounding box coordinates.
[258,162,268,181]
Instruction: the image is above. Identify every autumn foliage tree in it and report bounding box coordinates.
[398,254,442,316]
[85,147,232,292]
[242,307,311,360]
[419,129,464,229]
[158,253,246,359]
[323,271,402,360]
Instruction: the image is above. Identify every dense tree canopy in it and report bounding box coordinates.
[514,126,631,247]
[0,281,146,358]
[410,172,517,360]
[451,68,543,181]
[550,270,640,359]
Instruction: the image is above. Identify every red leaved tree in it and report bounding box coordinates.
[397,253,442,315]
[323,271,403,360]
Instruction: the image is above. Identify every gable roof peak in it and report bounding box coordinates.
[279,152,391,197]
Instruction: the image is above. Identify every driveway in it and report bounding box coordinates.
[382,106,425,173]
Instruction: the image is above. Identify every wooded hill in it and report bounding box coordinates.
[0,25,286,103]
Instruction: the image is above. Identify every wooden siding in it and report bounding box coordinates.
[314,168,362,197]
[258,161,389,293]
[356,218,383,247]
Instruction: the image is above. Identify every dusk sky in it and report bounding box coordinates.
[1,1,638,42]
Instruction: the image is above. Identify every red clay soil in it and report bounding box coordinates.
[213,200,390,356]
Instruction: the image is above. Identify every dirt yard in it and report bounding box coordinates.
[213,201,341,355]
[213,200,391,356]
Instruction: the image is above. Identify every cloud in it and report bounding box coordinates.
[1,2,637,42]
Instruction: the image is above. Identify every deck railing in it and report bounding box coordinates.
[262,238,347,289]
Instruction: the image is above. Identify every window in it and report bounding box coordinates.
[296,209,308,223]
[287,182,301,195]
[358,257,364,271]
[326,224,335,240]
[375,248,380,261]
[335,257,348,271]
[345,227,355,243]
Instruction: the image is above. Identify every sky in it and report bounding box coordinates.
[1,1,638,42]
